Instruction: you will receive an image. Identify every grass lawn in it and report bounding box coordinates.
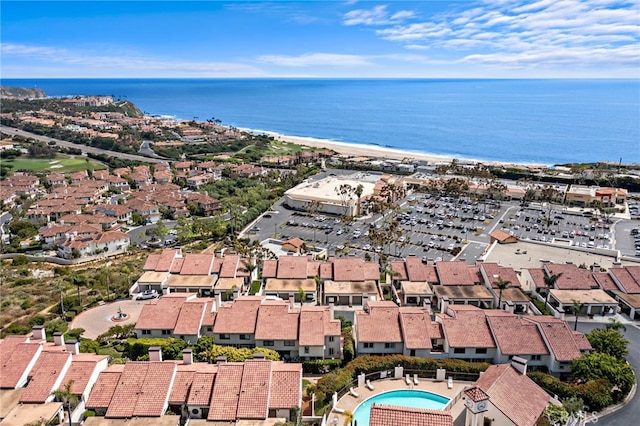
[5,155,106,173]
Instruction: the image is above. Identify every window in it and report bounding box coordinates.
[141,330,151,335]
[219,334,230,340]
[239,334,249,340]
[207,327,213,332]
[385,343,395,349]
[328,336,335,342]
[161,329,171,335]
[329,348,335,356]
[304,346,310,354]
[284,340,295,347]
[531,354,542,361]
[453,348,465,354]
[263,340,274,347]
[475,348,488,354]
[364,342,374,348]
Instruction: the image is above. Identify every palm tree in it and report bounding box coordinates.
[51,380,78,426]
[571,300,585,331]
[543,272,563,308]
[492,276,511,309]
[354,184,364,216]
[604,318,627,333]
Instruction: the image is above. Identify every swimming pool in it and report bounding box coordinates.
[352,389,450,426]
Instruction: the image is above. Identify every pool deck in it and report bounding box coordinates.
[329,377,470,425]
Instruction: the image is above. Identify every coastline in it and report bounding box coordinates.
[249,129,550,169]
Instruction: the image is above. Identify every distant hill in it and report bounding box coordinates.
[1,86,46,100]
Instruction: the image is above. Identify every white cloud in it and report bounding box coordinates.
[345,0,640,75]
[258,53,372,67]
[343,4,415,26]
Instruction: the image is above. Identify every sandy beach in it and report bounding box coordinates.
[258,130,548,169]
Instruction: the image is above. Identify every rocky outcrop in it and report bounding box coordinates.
[1,86,47,99]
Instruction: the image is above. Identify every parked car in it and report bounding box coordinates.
[137,289,159,300]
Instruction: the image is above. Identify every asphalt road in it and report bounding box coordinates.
[1,125,167,164]
[127,220,177,246]
[576,321,640,425]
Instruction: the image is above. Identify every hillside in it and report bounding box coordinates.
[1,86,46,100]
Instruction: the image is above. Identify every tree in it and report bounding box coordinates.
[571,352,635,400]
[51,380,78,426]
[603,318,627,333]
[334,183,354,217]
[543,272,562,307]
[492,276,511,309]
[570,300,585,331]
[146,219,167,241]
[586,329,629,360]
[354,183,364,216]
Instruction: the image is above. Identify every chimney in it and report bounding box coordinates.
[149,346,163,362]
[422,298,431,314]
[511,356,528,375]
[215,356,227,364]
[505,300,515,314]
[32,325,46,342]
[289,292,296,308]
[233,287,240,300]
[440,296,450,314]
[362,293,370,312]
[554,307,565,320]
[329,302,335,319]
[253,352,265,359]
[216,291,223,307]
[182,349,193,365]
[53,332,65,346]
[65,340,80,355]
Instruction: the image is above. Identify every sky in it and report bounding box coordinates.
[1,0,639,78]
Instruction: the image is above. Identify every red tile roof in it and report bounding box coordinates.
[186,371,216,406]
[543,263,599,290]
[86,366,124,409]
[593,272,620,292]
[475,364,550,426]
[399,307,432,349]
[332,258,379,281]
[168,370,195,404]
[527,268,547,289]
[299,306,340,346]
[275,256,309,279]
[173,300,208,336]
[254,302,299,341]
[237,360,272,419]
[106,361,176,418]
[269,363,302,409]
[356,302,402,343]
[208,363,244,421]
[608,266,640,293]
[480,263,520,287]
[486,316,549,356]
[441,306,497,348]
[436,261,477,285]
[390,261,408,280]
[20,352,72,403]
[180,253,215,275]
[0,337,41,388]
[262,260,277,278]
[524,317,586,361]
[213,297,262,334]
[369,404,453,426]
[59,356,108,395]
[135,297,185,330]
[464,386,489,402]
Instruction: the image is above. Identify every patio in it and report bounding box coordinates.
[328,376,470,425]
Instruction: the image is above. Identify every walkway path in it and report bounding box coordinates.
[70,299,147,339]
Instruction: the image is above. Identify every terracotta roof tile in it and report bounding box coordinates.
[464,386,490,402]
[20,352,71,403]
[524,317,583,361]
[369,404,453,426]
[593,272,619,291]
[481,263,521,287]
[106,361,175,418]
[208,363,243,421]
[237,360,271,419]
[332,258,379,281]
[399,308,432,349]
[0,338,41,388]
[170,257,184,273]
[390,261,408,280]
[135,297,184,330]
[173,300,208,336]
[356,302,402,343]
[187,371,216,406]
[213,297,262,334]
[262,260,277,278]
[275,256,309,279]
[180,253,215,275]
[544,263,599,290]
[59,356,108,395]
[168,370,195,404]
[441,306,496,348]
[86,368,123,409]
[608,266,640,293]
[435,261,477,285]
[486,316,549,356]
[255,302,299,341]
[269,363,302,409]
[475,364,549,426]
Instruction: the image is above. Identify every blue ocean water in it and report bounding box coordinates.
[2,78,638,165]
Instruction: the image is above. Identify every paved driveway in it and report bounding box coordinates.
[70,299,147,339]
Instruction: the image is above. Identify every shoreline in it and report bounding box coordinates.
[243,129,551,169]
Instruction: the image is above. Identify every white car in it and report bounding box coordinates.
[137,289,159,300]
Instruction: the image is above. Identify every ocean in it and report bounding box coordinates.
[2,78,639,165]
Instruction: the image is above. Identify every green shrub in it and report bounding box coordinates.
[11,254,30,266]
[4,323,30,335]
[302,359,342,374]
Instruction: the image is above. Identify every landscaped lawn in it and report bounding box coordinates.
[5,155,106,173]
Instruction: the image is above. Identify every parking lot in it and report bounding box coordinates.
[246,183,640,263]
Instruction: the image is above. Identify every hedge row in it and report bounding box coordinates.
[314,355,489,407]
[528,372,614,411]
[302,359,342,374]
